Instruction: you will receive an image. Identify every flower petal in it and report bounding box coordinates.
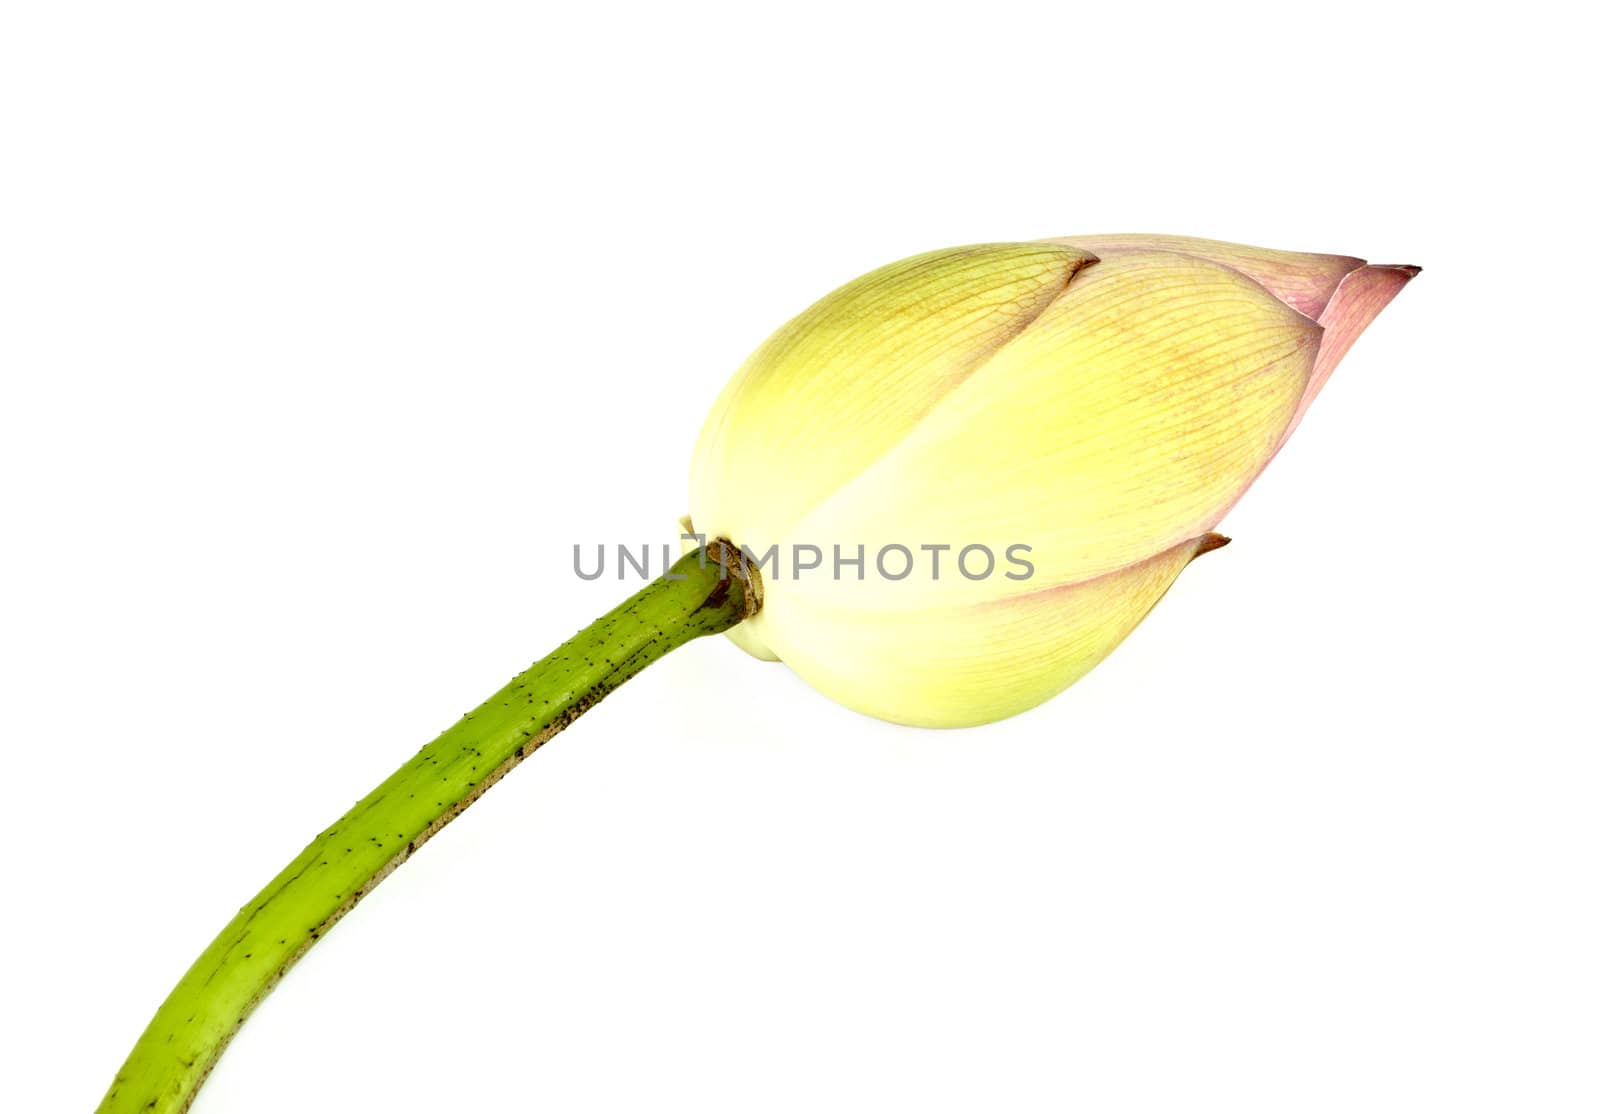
[763,535,1218,728]
[689,243,1096,552]
[1043,233,1363,320]
[784,251,1319,604]
[1282,263,1421,440]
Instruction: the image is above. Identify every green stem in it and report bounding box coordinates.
[98,545,752,1114]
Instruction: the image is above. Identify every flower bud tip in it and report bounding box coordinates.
[1193,533,1232,558]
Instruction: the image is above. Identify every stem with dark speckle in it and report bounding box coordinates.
[97,545,752,1114]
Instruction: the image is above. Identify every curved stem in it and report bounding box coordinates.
[98,546,751,1114]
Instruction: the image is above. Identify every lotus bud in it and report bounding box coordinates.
[689,235,1417,727]
[98,231,1417,1113]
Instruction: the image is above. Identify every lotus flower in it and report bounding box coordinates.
[688,234,1418,726]
[97,232,1416,1113]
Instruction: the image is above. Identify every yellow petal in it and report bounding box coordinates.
[763,535,1219,728]
[1047,236,1418,456]
[689,243,1095,552]
[784,251,1319,606]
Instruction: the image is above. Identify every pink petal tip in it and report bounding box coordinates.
[1283,263,1420,439]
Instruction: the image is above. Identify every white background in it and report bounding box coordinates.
[2,3,1595,1111]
